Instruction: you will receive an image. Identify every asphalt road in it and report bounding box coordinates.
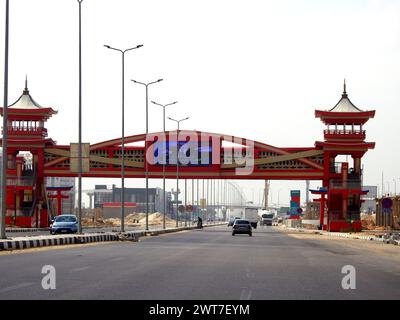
[1,225,400,299]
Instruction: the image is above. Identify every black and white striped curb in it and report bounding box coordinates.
[0,233,121,251]
[0,223,225,251]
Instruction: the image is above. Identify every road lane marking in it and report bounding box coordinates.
[245,261,255,278]
[0,282,34,294]
[239,288,252,300]
[70,266,90,272]
[110,257,126,262]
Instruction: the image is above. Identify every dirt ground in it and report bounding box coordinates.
[82,212,178,228]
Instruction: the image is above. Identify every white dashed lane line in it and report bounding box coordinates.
[0,282,34,294]
[70,266,90,273]
[239,288,252,300]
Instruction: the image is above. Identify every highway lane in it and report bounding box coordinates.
[0,225,400,299]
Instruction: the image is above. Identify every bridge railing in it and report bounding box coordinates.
[6,175,36,187]
[329,179,361,190]
[324,129,366,135]
[4,126,48,137]
[328,210,360,221]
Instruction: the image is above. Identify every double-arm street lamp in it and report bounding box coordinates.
[77,0,83,234]
[131,79,163,231]
[151,100,178,229]
[104,43,143,232]
[1,0,10,239]
[168,116,190,227]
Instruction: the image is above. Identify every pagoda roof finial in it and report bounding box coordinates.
[23,75,29,94]
[342,78,347,98]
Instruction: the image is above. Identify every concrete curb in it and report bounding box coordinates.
[0,223,225,251]
[282,227,399,246]
[5,228,50,233]
[0,233,119,251]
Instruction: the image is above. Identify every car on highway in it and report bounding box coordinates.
[50,214,78,235]
[228,216,242,227]
[232,219,252,237]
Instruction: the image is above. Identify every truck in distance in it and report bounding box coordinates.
[244,207,259,229]
[261,211,274,226]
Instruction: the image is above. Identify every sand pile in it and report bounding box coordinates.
[81,217,115,227]
[101,212,177,227]
[139,212,176,225]
[361,214,376,230]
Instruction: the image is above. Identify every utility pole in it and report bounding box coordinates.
[305,180,310,204]
[263,180,270,209]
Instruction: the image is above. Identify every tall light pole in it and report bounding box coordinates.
[277,189,282,207]
[184,179,187,226]
[77,0,83,234]
[168,116,190,227]
[132,79,163,231]
[151,100,177,229]
[104,43,143,233]
[1,0,10,239]
[191,179,194,224]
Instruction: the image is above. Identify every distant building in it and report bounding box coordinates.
[304,202,321,220]
[94,185,172,215]
[94,185,113,208]
[361,185,377,214]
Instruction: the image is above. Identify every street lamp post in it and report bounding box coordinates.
[77,0,84,234]
[151,100,177,229]
[132,79,163,231]
[1,0,9,239]
[168,116,190,227]
[191,179,194,224]
[104,43,143,233]
[184,179,187,226]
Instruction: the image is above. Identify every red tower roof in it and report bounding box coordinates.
[0,78,57,120]
[315,80,375,125]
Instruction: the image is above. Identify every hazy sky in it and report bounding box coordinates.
[1,0,399,206]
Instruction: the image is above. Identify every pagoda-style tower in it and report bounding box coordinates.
[314,81,375,231]
[0,79,57,227]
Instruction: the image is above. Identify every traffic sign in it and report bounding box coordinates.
[186,205,193,212]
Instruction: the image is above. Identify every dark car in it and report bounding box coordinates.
[232,219,252,237]
[228,217,241,227]
[50,215,78,234]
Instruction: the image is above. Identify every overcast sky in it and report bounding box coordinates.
[1,0,399,206]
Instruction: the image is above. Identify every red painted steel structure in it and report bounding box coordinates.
[1,81,375,230]
[47,186,73,215]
